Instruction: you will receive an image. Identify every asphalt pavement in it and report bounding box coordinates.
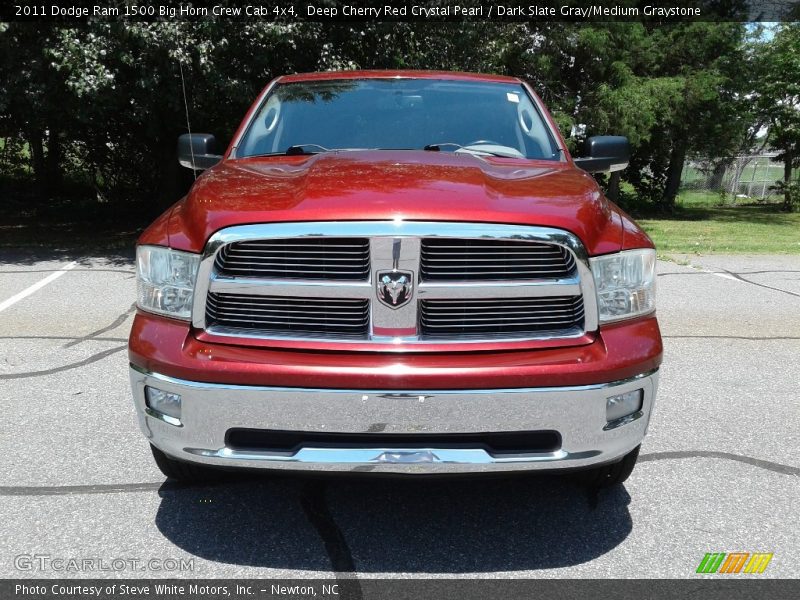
[0,249,798,580]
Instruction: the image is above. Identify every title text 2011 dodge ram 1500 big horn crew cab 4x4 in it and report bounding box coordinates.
[129,70,661,486]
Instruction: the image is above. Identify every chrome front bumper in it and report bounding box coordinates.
[130,365,659,474]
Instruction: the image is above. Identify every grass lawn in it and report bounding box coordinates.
[638,193,800,255]
[682,163,784,185]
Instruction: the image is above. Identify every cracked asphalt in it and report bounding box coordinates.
[0,250,798,581]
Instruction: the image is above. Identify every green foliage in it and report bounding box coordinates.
[487,22,753,210]
[753,23,800,207]
[771,181,800,212]
[0,21,767,215]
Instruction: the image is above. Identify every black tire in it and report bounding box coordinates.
[574,445,640,488]
[150,444,220,483]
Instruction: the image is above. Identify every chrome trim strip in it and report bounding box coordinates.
[185,446,570,465]
[209,277,373,298]
[144,407,183,428]
[417,279,582,299]
[130,363,658,394]
[191,221,598,345]
[203,325,587,345]
[603,410,644,431]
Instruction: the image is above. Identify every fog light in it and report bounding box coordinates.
[145,386,182,425]
[606,389,643,423]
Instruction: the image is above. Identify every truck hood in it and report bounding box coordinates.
[168,150,623,254]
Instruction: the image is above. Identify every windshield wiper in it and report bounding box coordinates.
[423,142,525,159]
[285,143,331,155]
[248,144,371,158]
[423,143,461,151]
[245,146,329,159]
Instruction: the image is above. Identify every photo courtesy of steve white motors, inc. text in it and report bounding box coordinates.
[14,583,340,597]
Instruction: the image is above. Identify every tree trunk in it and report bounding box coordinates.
[785,153,793,184]
[44,131,62,190]
[28,129,47,195]
[707,161,727,191]
[662,141,687,211]
[607,171,621,203]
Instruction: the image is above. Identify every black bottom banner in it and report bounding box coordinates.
[4,579,800,600]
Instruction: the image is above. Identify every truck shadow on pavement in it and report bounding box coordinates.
[154,474,632,573]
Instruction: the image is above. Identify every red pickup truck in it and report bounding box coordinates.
[129,70,661,486]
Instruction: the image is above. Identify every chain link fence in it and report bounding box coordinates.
[680,153,796,203]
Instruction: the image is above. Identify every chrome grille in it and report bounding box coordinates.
[194,222,598,345]
[420,238,576,280]
[420,296,585,338]
[206,292,369,338]
[215,238,370,280]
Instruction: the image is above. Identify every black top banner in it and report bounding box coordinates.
[3,0,800,22]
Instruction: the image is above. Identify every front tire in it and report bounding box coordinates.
[575,445,640,487]
[150,444,220,483]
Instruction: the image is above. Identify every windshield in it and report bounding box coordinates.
[236,78,562,160]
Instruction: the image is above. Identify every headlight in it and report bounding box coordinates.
[136,245,200,320]
[590,248,656,323]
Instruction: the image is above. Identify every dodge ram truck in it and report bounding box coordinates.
[129,70,661,486]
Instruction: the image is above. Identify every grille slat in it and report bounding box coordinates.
[419,297,583,307]
[233,242,369,248]
[420,238,575,281]
[421,255,565,260]
[421,310,581,320]
[418,269,572,276]
[421,320,578,329]
[206,292,369,338]
[420,296,584,338]
[207,300,365,312]
[219,263,366,279]
[227,249,368,256]
[207,311,369,323]
[216,238,370,280]
[225,254,369,262]
[420,244,565,250]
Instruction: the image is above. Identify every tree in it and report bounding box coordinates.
[7,22,336,206]
[634,23,750,210]
[0,21,760,214]
[754,23,800,208]
[0,24,77,194]
[496,22,752,211]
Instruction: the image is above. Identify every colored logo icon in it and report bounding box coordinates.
[696,552,773,574]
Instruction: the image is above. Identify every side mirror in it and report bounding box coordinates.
[178,133,222,171]
[573,136,630,174]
